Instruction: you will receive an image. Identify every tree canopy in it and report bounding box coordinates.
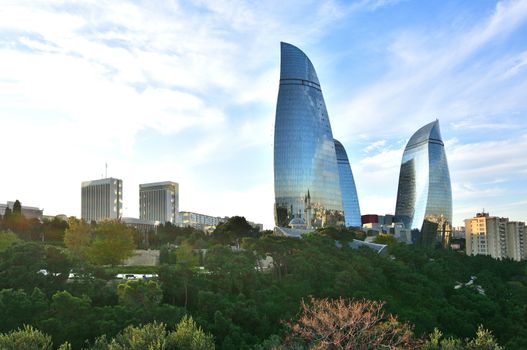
[0,217,526,349]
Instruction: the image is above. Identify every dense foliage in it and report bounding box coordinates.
[0,212,526,349]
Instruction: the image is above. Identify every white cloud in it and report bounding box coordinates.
[333,0,527,140]
[1,0,526,230]
[364,139,387,153]
[0,0,361,229]
[448,135,527,182]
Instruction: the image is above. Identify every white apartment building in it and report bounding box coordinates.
[81,178,123,223]
[139,181,179,224]
[465,212,525,261]
[178,211,224,232]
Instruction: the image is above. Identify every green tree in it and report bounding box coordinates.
[87,220,135,266]
[422,326,503,350]
[175,241,199,309]
[42,217,69,242]
[40,290,93,348]
[0,325,52,350]
[2,206,12,221]
[64,218,92,260]
[213,216,257,246]
[251,235,300,280]
[159,245,177,265]
[0,230,20,252]
[0,288,47,332]
[90,318,214,350]
[12,200,22,215]
[374,233,398,246]
[204,245,256,294]
[466,325,503,350]
[166,315,215,350]
[0,242,46,291]
[315,226,365,242]
[44,246,72,284]
[176,241,199,267]
[2,200,31,238]
[422,329,464,350]
[107,321,166,350]
[117,279,163,309]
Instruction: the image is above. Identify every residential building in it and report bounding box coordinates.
[507,221,525,261]
[178,211,224,232]
[465,212,525,261]
[139,181,179,224]
[395,120,452,247]
[81,177,122,222]
[274,42,360,229]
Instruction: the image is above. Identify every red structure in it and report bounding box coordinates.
[361,214,379,225]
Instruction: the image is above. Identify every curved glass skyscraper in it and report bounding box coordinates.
[334,139,361,227]
[395,120,452,246]
[274,42,344,228]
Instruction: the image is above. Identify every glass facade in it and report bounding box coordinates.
[395,120,452,246]
[274,42,344,228]
[334,139,361,227]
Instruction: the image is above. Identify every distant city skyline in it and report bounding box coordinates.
[1,1,527,229]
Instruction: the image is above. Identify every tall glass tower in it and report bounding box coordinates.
[334,139,361,227]
[395,120,452,246]
[274,42,344,228]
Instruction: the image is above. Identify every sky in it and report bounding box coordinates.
[1,0,526,229]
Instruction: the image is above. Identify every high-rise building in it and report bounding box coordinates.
[274,42,344,228]
[395,120,452,246]
[139,181,179,224]
[465,212,525,261]
[507,221,525,261]
[334,139,361,227]
[81,178,122,223]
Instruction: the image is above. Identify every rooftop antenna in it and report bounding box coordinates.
[105,163,108,178]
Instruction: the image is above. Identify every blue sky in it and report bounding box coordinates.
[0,0,526,229]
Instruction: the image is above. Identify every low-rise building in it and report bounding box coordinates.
[177,211,224,232]
[0,201,43,220]
[122,217,160,233]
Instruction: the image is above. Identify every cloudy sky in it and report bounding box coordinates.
[1,0,526,229]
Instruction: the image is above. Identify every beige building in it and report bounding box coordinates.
[139,181,179,224]
[465,212,525,261]
[81,178,123,223]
